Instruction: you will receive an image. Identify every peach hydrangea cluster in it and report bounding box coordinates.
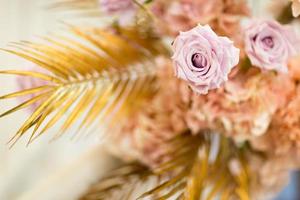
[112,54,297,161]
[110,55,300,199]
[151,0,249,38]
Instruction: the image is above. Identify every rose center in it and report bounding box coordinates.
[262,36,274,49]
[192,53,207,68]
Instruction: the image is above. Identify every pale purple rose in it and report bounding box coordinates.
[244,20,300,73]
[171,24,240,94]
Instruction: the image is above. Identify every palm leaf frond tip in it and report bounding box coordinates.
[0,25,168,146]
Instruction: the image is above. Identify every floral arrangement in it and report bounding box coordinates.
[2,0,300,199]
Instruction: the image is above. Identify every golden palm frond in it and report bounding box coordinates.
[80,133,252,200]
[79,163,154,200]
[0,25,169,146]
[51,0,97,9]
[49,0,100,16]
[49,0,154,20]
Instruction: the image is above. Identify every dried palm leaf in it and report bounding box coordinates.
[80,133,252,200]
[50,0,98,10]
[50,0,152,11]
[79,163,155,200]
[49,0,155,21]
[49,0,101,17]
[0,25,169,147]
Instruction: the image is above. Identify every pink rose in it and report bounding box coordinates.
[172,24,240,94]
[244,20,300,73]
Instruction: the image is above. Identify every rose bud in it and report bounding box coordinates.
[172,24,240,94]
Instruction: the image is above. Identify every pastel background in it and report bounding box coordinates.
[0,1,116,200]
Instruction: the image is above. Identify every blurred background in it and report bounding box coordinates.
[0,1,116,200]
[0,0,298,200]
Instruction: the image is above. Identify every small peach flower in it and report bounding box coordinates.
[291,0,300,17]
[172,24,240,94]
[289,55,300,80]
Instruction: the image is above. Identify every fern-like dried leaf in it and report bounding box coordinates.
[0,25,168,146]
[80,133,252,200]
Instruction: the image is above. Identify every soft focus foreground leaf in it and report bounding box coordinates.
[0,25,168,146]
[50,0,97,10]
[79,133,251,200]
[50,0,152,11]
[49,0,155,22]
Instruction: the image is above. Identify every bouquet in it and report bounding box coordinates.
[2,0,300,199]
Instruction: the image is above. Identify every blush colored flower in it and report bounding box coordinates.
[250,84,300,156]
[99,0,136,25]
[151,0,249,37]
[153,2,192,35]
[106,58,189,167]
[291,0,300,17]
[99,0,134,14]
[244,20,300,73]
[288,55,300,80]
[16,65,49,112]
[181,0,221,24]
[172,24,240,94]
